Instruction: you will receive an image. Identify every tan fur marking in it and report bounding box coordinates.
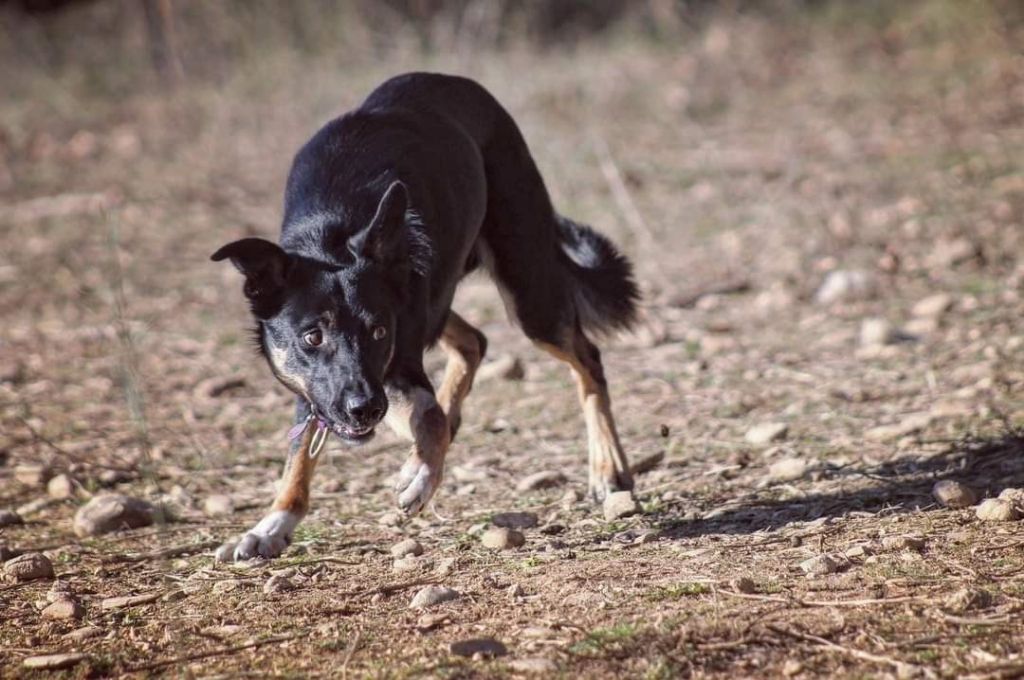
[271,422,322,516]
[269,343,308,395]
[436,312,484,433]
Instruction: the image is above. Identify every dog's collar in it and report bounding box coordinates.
[287,412,329,459]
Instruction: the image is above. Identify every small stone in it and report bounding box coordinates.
[0,509,23,527]
[516,470,567,492]
[603,491,640,521]
[378,511,403,527]
[3,552,54,582]
[23,654,87,671]
[42,599,85,620]
[912,293,953,318]
[799,554,841,577]
[416,612,450,632]
[782,659,803,677]
[435,557,458,576]
[976,498,1020,522]
[881,535,926,552]
[64,625,103,641]
[769,458,807,482]
[492,512,539,529]
[47,473,75,500]
[844,544,870,558]
[509,657,557,673]
[47,581,74,602]
[933,480,978,509]
[860,318,900,347]
[475,355,525,382]
[393,556,425,573]
[203,495,234,517]
[263,575,295,594]
[944,587,992,613]
[390,538,423,558]
[14,463,50,487]
[449,637,507,658]
[73,494,158,537]
[815,269,876,305]
[998,488,1024,510]
[730,576,756,594]
[481,527,525,550]
[410,585,459,609]
[745,422,788,446]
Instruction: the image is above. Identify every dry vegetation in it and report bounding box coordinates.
[2,1,1024,677]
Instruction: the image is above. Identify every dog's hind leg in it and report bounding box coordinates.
[385,376,451,515]
[437,312,487,440]
[221,399,322,561]
[534,325,634,502]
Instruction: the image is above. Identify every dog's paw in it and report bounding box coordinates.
[394,456,442,516]
[588,473,634,505]
[216,510,300,562]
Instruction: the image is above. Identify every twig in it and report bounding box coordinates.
[124,633,301,673]
[717,588,929,608]
[938,612,1014,627]
[102,539,220,563]
[340,630,362,680]
[767,624,920,675]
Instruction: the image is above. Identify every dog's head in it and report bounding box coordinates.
[211,181,423,443]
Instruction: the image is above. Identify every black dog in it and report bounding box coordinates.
[212,73,639,560]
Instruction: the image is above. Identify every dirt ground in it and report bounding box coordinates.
[2,3,1024,678]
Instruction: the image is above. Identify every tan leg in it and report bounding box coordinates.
[385,384,451,515]
[436,312,487,438]
[536,328,634,502]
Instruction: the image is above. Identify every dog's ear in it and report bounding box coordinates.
[211,238,292,315]
[349,181,408,265]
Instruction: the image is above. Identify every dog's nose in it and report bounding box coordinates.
[346,394,385,425]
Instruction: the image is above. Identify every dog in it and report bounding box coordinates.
[211,73,639,561]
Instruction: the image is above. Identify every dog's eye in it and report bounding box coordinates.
[372,326,387,341]
[303,329,323,347]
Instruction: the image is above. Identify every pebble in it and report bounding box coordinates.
[815,269,876,305]
[998,488,1024,510]
[23,653,87,671]
[393,556,426,573]
[932,480,978,509]
[3,552,54,582]
[0,509,23,527]
[730,576,757,594]
[745,422,788,446]
[881,535,925,552]
[390,538,424,558]
[799,554,841,577]
[859,318,900,347]
[769,457,807,482]
[508,657,557,673]
[516,470,567,492]
[481,527,525,550]
[263,574,295,594]
[73,494,158,537]
[416,612,450,632]
[14,463,50,487]
[203,495,234,517]
[410,585,459,609]
[378,511,403,527]
[603,491,640,521]
[782,659,804,677]
[42,598,85,620]
[492,512,539,529]
[47,473,75,500]
[912,293,953,318]
[64,625,103,642]
[976,498,1020,522]
[435,557,458,576]
[449,637,507,658]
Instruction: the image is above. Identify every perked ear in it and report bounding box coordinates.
[348,180,409,265]
[210,237,292,312]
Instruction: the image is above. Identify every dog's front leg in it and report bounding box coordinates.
[384,379,451,516]
[219,399,321,561]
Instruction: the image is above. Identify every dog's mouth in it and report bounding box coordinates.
[330,421,376,444]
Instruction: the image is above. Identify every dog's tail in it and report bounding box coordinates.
[556,216,640,335]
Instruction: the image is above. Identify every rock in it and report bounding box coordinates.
[730,576,756,594]
[0,509,23,527]
[47,473,75,500]
[769,458,807,482]
[481,527,525,550]
[944,587,992,613]
[782,660,804,677]
[73,494,158,536]
[410,585,459,609]
[928,238,977,268]
[47,580,74,602]
[509,657,557,673]
[449,637,507,658]
[799,554,842,577]
[881,535,925,552]
[933,480,978,509]
[976,498,1020,522]
[859,318,900,347]
[378,511,403,527]
[263,575,295,594]
[475,355,525,383]
[23,654,87,671]
[390,538,423,559]
[435,557,458,576]
[630,450,666,475]
[516,471,567,492]
[912,293,953,318]
[815,269,876,305]
[64,625,103,641]
[745,422,788,446]
[42,598,85,620]
[14,463,50,487]
[492,512,539,529]
[603,491,640,521]
[998,488,1024,510]
[416,612,450,632]
[203,495,234,517]
[393,556,425,573]
[3,552,54,582]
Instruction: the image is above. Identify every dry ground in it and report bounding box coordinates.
[3,3,1024,677]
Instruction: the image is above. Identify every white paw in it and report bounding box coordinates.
[394,457,442,516]
[215,510,301,562]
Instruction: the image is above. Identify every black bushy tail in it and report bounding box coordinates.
[556,216,640,335]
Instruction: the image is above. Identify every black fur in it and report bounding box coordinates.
[212,72,638,442]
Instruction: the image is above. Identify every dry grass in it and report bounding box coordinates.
[2,1,1024,677]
